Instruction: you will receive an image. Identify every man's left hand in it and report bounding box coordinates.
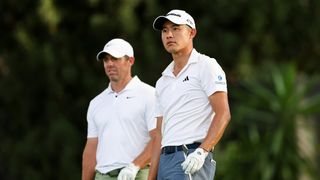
[117,163,140,180]
[181,148,208,174]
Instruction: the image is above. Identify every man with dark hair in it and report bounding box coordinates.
[149,10,231,180]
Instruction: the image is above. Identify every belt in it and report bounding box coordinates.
[96,165,149,177]
[161,142,201,155]
[96,168,122,177]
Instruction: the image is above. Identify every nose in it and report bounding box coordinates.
[164,30,173,39]
[168,31,174,39]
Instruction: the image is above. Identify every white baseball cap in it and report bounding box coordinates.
[96,38,134,61]
[153,9,196,31]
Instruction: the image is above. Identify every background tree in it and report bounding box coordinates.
[218,62,320,180]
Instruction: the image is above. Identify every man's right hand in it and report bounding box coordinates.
[118,163,140,180]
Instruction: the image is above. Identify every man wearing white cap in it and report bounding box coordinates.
[149,10,231,180]
[82,38,157,180]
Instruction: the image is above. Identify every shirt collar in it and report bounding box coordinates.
[105,76,140,94]
[162,49,199,77]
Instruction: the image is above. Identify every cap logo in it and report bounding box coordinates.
[166,13,181,17]
[186,19,193,25]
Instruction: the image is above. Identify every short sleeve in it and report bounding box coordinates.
[86,101,98,138]
[154,86,163,118]
[200,58,227,96]
[145,91,157,131]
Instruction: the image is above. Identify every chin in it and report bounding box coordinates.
[108,76,118,82]
[165,47,176,54]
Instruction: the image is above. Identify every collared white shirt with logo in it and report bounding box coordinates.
[155,49,227,147]
[87,76,156,173]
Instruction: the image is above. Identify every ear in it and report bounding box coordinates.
[129,57,135,65]
[190,29,197,38]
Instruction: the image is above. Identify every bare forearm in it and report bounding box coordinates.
[132,128,159,168]
[148,134,161,180]
[148,117,162,180]
[82,164,96,180]
[199,92,231,151]
[132,138,153,168]
[82,138,98,180]
[82,152,96,180]
[200,111,231,151]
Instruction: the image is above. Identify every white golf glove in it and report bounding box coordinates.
[181,148,208,174]
[117,163,140,180]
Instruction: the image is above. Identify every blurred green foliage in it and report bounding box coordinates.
[0,0,319,179]
[218,62,320,180]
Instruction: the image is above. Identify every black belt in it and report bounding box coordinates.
[161,142,201,155]
[96,165,149,177]
[96,168,122,177]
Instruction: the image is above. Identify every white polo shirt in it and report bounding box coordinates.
[86,76,156,173]
[155,49,227,147]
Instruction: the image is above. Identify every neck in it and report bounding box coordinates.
[172,46,193,76]
[111,76,133,93]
